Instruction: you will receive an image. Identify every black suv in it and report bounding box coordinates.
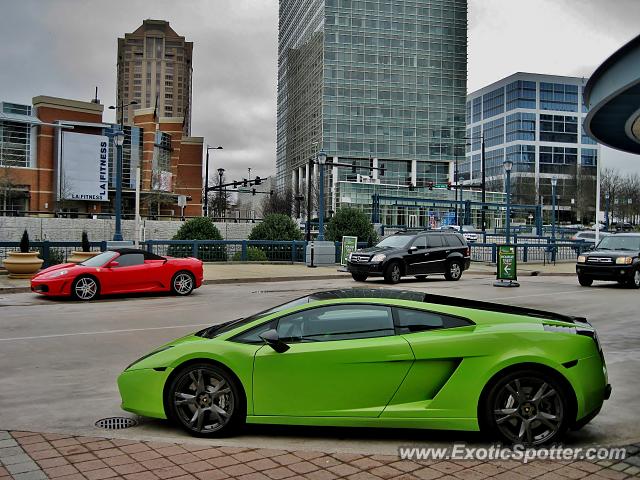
[346,230,471,284]
[576,233,640,288]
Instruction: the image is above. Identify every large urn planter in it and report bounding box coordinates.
[2,251,44,279]
[68,251,100,264]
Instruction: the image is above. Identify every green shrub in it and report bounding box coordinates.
[248,214,303,241]
[20,230,30,253]
[81,231,90,252]
[325,207,378,245]
[232,247,269,262]
[47,248,66,266]
[168,217,226,261]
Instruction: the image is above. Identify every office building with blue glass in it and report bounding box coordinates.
[277,0,470,227]
[463,73,599,224]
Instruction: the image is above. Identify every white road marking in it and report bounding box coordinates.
[0,323,210,342]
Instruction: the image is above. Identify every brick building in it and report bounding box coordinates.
[0,96,203,218]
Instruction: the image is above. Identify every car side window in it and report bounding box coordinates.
[277,305,395,343]
[231,320,277,345]
[394,307,473,334]
[412,236,427,249]
[445,234,464,247]
[114,253,145,267]
[427,235,443,248]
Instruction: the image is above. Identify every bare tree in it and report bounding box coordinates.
[208,172,231,220]
[262,186,293,216]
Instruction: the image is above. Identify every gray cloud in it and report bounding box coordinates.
[0,0,638,183]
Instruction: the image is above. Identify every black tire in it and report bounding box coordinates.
[166,363,245,437]
[71,275,99,301]
[383,262,402,284]
[171,271,195,296]
[626,269,640,289]
[578,275,593,287]
[351,273,368,282]
[415,275,428,281]
[481,368,570,446]
[444,260,463,281]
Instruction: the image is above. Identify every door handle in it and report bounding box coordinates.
[445,250,450,253]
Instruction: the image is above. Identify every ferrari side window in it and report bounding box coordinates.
[394,307,472,334]
[278,305,395,343]
[115,254,145,267]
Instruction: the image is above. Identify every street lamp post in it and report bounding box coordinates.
[317,150,327,240]
[551,176,558,247]
[481,136,486,232]
[108,100,138,241]
[454,159,458,226]
[503,160,513,244]
[217,168,225,220]
[204,145,223,217]
[605,192,610,231]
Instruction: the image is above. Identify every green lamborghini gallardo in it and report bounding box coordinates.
[117,289,610,445]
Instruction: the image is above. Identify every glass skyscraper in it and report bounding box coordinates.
[463,73,599,224]
[277,0,468,220]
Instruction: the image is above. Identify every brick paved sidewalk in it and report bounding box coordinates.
[1,430,639,480]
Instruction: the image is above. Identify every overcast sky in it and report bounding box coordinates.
[1,0,639,183]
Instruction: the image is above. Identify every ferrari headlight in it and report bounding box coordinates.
[577,256,586,263]
[616,257,633,265]
[126,345,173,370]
[371,254,386,263]
[45,269,68,278]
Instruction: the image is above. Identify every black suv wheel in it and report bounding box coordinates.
[351,273,368,282]
[444,260,463,281]
[384,262,402,284]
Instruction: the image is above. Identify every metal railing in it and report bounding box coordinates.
[0,241,106,268]
[469,241,590,264]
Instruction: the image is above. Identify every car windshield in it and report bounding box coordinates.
[79,251,118,267]
[596,236,640,251]
[376,236,412,249]
[197,295,312,339]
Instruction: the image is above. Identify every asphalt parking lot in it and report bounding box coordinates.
[0,273,638,455]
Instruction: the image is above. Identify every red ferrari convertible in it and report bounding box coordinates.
[31,248,204,301]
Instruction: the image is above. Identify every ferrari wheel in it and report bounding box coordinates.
[72,276,99,301]
[167,363,244,437]
[172,271,195,296]
[483,369,569,446]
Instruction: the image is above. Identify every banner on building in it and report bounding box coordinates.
[58,132,109,201]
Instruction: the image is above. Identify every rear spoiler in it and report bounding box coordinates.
[421,293,587,325]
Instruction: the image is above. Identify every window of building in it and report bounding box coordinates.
[581,126,597,145]
[506,144,535,173]
[540,83,578,112]
[540,115,578,143]
[506,112,536,142]
[482,87,504,120]
[540,146,577,165]
[472,97,482,123]
[506,80,536,110]
[581,148,598,167]
[483,118,504,148]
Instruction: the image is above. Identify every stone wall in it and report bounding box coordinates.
[0,217,257,242]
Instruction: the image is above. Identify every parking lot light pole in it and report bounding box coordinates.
[503,160,513,244]
[551,176,558,246]
[204,145,223,217]
[317,150,327,241]
[217,168,225,220]
[604,192,610,231]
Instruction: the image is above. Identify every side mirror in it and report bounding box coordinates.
[259,329,290,353]
[408,246,418,254]
[107,261,119,268]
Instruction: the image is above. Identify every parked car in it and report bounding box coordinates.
[460,225,479,243]
[346,230,470,283]
[31,248,203,300]
[576,233,640,288]
[118,289,610,445]
[571,230,610,245]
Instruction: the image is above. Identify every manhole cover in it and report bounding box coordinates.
[95,417,138,429]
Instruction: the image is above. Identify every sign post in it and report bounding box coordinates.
[340,236,358,266]
[494,244,520,287]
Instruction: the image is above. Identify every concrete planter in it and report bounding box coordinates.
[2,251,44,279]
[68,251,100,264]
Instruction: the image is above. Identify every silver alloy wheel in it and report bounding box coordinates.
[493,377,563,446]
[173,273,193,295]
[390,264,401,283]
[173,368,234,433]
[450,262,462,279]
[74,277,97,300]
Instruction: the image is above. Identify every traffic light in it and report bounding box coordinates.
[428,182,434,191]
[233,181,238,189]
[186,195,192,201]
[243,179,248,187]
[408,182,415,192]
[352,162,357,174]
[251,188,257,196]
[379,163,385,176]
[447,181,452,190]
[255,176,262,185]
[270,190,274,196]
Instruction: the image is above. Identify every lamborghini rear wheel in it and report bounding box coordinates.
[482,369,570,446]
